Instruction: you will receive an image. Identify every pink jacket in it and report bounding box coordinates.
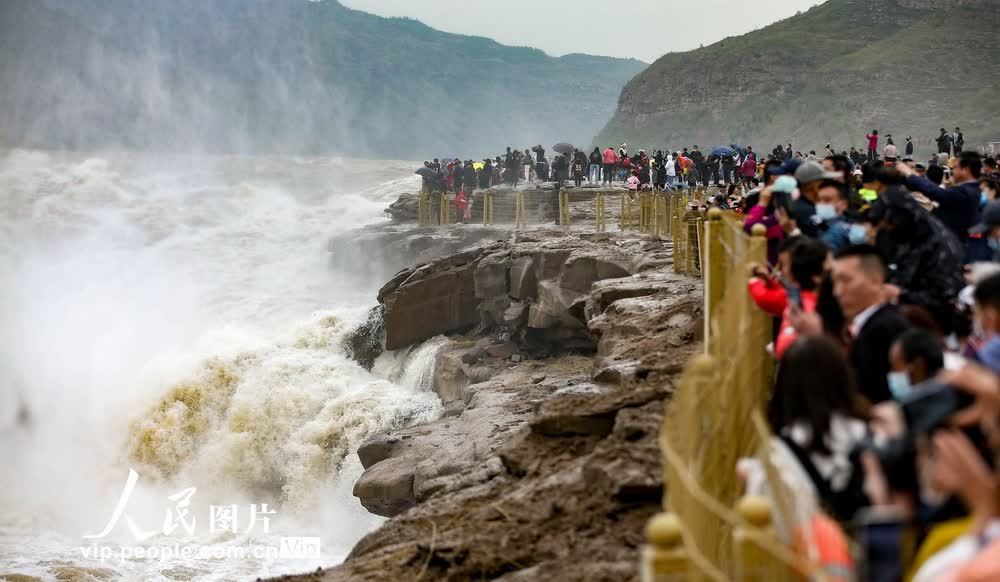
[866,134,878,150]
[626,176,640,190]
[602,148,618,164]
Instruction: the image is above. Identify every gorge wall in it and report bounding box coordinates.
[595,0,1000,154]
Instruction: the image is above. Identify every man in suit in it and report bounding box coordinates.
[832,245,911,404]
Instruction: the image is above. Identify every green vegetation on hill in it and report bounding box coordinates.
[0,0,645,158]
[595,0,1000,154]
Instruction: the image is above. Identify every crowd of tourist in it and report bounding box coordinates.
[730,141,1000,579]
[420,129,977,199]
[413,130,1000,575]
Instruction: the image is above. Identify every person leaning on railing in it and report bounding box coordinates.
[747,236,827,360]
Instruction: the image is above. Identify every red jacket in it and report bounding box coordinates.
[747,278,818,359]
[602,148,618,164]
[454,191,469,211]
[866,134,879,150]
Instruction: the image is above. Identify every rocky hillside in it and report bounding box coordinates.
[0,0,644,158]
[595,0,1000,153]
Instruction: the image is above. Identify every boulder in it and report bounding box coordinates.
[385,192,419,222]
[484,341,516,359]
[340,306,385,370]
[502,301,528,328]
[352,456,416,517]
[357,433,401,469]
[441,400,466,418]
[433,348,471,404]
[379,253,482,351]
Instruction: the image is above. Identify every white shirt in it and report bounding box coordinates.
[850,303,884,338]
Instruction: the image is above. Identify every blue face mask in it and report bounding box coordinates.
[887,371,911,400]
[848,223,868,244]
[989,238,1000,252]
[815,203,837,221]
[982,191,990,206]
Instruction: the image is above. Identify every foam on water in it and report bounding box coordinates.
[0,150,441,580]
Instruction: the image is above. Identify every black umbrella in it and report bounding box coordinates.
[552,143,575,155]
[415,167,435,177]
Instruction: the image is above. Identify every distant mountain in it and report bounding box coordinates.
[595,0,1000,155]
[0,0,645,159]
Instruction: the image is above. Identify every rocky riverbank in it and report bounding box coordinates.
[276,194,704,581]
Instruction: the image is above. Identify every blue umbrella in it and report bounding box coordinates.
[730,144,749,157]
[711,146,734,157]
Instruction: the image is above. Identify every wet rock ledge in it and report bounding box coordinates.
[279,224,703,581]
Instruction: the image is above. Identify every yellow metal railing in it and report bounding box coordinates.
[643,209,800,580]
[413,188,706,233]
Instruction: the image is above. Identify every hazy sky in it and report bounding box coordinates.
[339,0,826,63]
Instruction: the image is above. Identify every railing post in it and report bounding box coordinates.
[705,208,724,352]
[649,192,656,236]
[653,192,661,237]
[640,191,647,233]
[559,189,570,228]
[748,223,775,397]
[515,192,526,229]
[596,192,606,233]
[483,192,493,225]
[439,192,449,225]
[667,194,674,236]
[672,196,682,273]
[641,513,690,582]
[734,496,789,582]
[628,194,636,230]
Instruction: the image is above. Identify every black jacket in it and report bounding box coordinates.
[850,304,910,404]
[791,197,820,237]
[463,166,478,190]
[936,134,952,153]
[881,188,966,317]
[905,175,981,242]
[589,150,602,165]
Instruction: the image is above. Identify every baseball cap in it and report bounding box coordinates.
[794,160,839,185]
[970,201,1000,235]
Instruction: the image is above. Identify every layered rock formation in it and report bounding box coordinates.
[277,222,704,581]
[375,229,674,353]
